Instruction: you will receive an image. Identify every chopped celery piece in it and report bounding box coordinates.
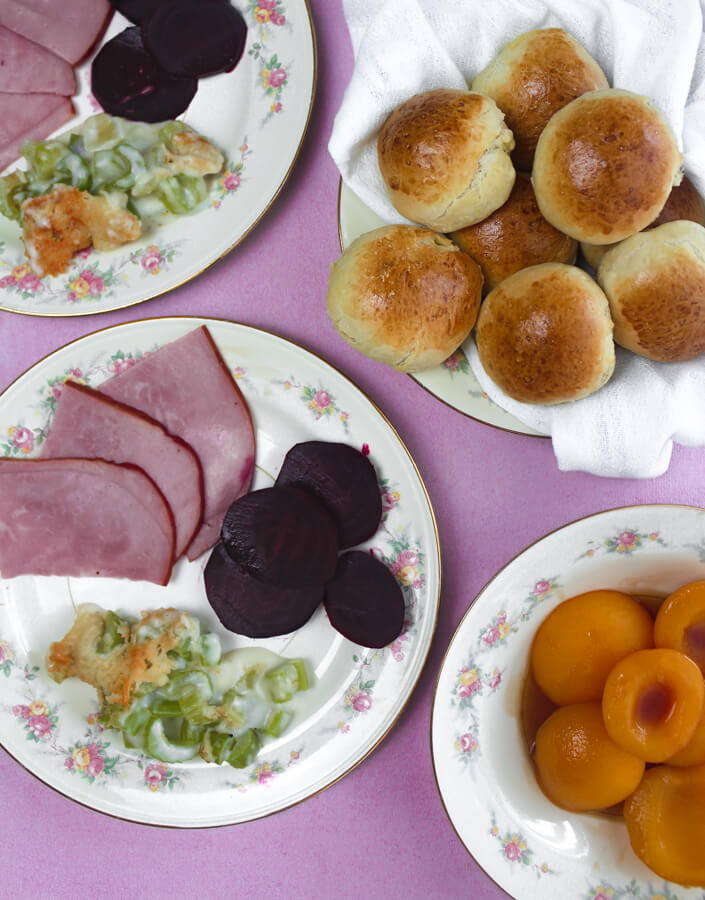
[96,611,127,655]
[145,718,199,764]
[264,708,292,738]
[178,685,219,725]
[55,152,90,190]
[159,120,193,148]
[180,719,206,745]
[200,633,221,667]
[81,113,123,152]
[22,140,67,179]
[113,143,152,193]
[91,148,130,192]
[67,134,88,160]
[161,669,212,703]
[156,174,207,214]
[265,659,309,703]
[200,729,234,765]
[0,172,28,222]
[227,730,261,769]
[149,698,183,718]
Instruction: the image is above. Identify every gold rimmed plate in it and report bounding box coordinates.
[0,2,316,317]
[431,504,705,899]
[0,315,440,826]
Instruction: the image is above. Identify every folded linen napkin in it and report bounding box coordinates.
[329,0,705,478]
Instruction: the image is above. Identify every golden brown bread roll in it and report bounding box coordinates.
[472,28,609,172]
[475,263,615,404]
[597,220,705,362]
[532,89,683,245]
[581,174,705,271]
[448,171,577,294]
[327,225,483,373]
[377,88,515,232]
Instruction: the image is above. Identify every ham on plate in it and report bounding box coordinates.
[99,326,256,560]
[0,0,112,64]
[0,458,175,584]
[0,92,74,172]
[41,380,204,559]
[0,26,75,95]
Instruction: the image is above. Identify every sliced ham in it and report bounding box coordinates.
[0,0,112,64]
[0,92,74,172]
[0,26,75,95]
[0,458,175,584]
[99,326,256,560]
[41,381,204,559]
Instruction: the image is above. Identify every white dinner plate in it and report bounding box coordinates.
[431,504,705,900]
[0,2,316,317]
[0,316,440,826]
[337,181,540,437]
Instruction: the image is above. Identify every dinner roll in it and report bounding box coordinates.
[472,28,609,172]
[449,171,577,294]
[327,225,483,373]
[533,89,682,244]
[597,220,705,362]
[377,88,515,232]
[581,174,705,271]
[475,263,615,404]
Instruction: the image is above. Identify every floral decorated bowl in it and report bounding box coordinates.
[431,505,705,900]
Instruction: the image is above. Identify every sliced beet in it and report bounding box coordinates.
[221,485,339,589]
[110,0,167,25]
[324,551,405,648]
[205,543,322,638]
[91,25,197,122]
[275,442,383,549]
[142,0,247,79]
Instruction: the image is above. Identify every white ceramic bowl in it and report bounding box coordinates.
[431,504,705,900]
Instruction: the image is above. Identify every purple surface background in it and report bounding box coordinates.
[2,2,705,898]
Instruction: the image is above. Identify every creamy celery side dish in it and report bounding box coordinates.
[48,605,310,769]
[0,113,224,277]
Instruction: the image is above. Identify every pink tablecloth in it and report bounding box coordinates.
[2,3,705,898]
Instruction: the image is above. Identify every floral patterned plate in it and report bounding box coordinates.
[338,182,540,437]
[0,2,315,316]
[431,504,705,900]
[0,316,440,826]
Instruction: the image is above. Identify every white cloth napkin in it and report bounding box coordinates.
[329,0,705,478]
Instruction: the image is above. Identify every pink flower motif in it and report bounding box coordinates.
[459,732,477,753]
[361,443,370,456]
[381,491,397,512]
[17,273,43,293]
[534,580,551,595]
[271,102,282,113]
[141,245,163,275]
[144,763,167,787]
[258,0,277,9]
[504,841,521,862]
[313,390,330,409]
[0,646,5,664]
[28,715,52,740]
[12,704,30,719]
[444,354,459,371]
[75,246,93,260]
[619,531,636,545]
[396,549,418,568]
[271,13,285,26]
[223,172,241,192]
[489,671,502,690]
[483,625,500,646]
[65,757,75,771]
[0,275,16,288]
[457,680,481,699]
[10,426,34,453]
[351,691,372,712]
[268,67,287,88]
[108,357,136,375]
[258,770,274,785]
[84,743,104,777]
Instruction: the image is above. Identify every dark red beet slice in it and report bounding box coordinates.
[275,442,383,549]
[91,25,197,122]
[142,0,247,79]
[221,485,339,589]
[110,0,167,25]
[205,543,322,638]
[324,551,405,648]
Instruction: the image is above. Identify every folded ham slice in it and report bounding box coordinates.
[0,92,74,172]
[41,381,204,558]
[0,0,112,64]
[0,26,75,95]
[0,458,175,584]
[99,326,255,560]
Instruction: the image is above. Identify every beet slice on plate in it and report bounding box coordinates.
[275,442,383,549]
[109,0,167,25]
[324,551,405,648]
[221,485,339,589]
[142,0,247,78]
[204,543,323,638]
[91,25,197,121]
